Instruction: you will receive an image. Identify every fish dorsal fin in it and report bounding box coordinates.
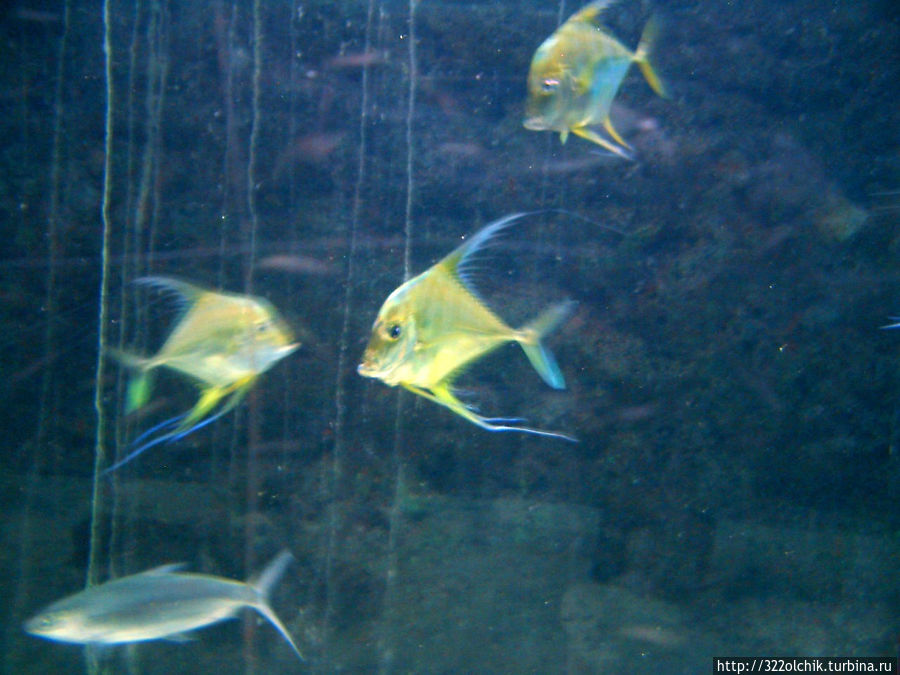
[569,0,618,25]
[248,550,294,597]
[135,276,206,311]
[140,563,188,576]
[436,213,531,295]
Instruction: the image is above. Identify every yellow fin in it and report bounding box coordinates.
[571,125,633,160]
[126,372,153,413]
[603,116,630,149]
[569,0,618,25]
[634,16,667,98]
[177,375,254,433]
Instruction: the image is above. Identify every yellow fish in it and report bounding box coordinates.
[524,0,666,159]
[358,213,577,441]
[107,277,298,471]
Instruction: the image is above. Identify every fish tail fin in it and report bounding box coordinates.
[249,550,305,661]
[126,370,154,413]
[517,300,576,390]
[635,16,667,98]
[106,347,154,413]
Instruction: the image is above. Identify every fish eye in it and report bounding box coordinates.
[256,321,271,333]
[387,324,402,340]
[541,78,559,92]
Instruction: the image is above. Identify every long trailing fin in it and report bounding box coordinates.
[518,300,576,390]
[571,125,634,160]
[102,414,186,475]
[634,15,667,98]
[881,317,900,329]
[248,550,304,661]
[405,383,578,442]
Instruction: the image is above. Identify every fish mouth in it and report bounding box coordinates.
[357,361,375,377]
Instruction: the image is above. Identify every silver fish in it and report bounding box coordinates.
[24,550,303,661]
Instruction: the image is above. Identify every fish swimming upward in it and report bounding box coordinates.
[24,549,304,661]
[358,213,577,441]
[107,277,298,472]
[524,0,666,159]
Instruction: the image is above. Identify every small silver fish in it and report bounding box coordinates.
[25,550,304,661]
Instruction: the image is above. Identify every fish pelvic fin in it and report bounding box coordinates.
[634,16,667,98]
[571,125,634,160]
[176,375,255,434]
[248,550,305,661]
[517,300,576,390]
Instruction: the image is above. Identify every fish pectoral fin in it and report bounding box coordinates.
[559,128,569,144]
[571,126,634,160]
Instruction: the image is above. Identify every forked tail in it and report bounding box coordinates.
[248,550,305,661]
[634,16,667,98]
[518,300,577,390]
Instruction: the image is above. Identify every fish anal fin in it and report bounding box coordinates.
[406,383,578,442]
[177,375,254,433]
[602,116,631,150]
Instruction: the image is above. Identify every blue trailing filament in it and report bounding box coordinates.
[103,404,233,475]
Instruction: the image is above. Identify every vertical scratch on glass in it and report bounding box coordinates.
[86,0,116,671]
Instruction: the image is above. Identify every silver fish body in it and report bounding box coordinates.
[25,550,303,660]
